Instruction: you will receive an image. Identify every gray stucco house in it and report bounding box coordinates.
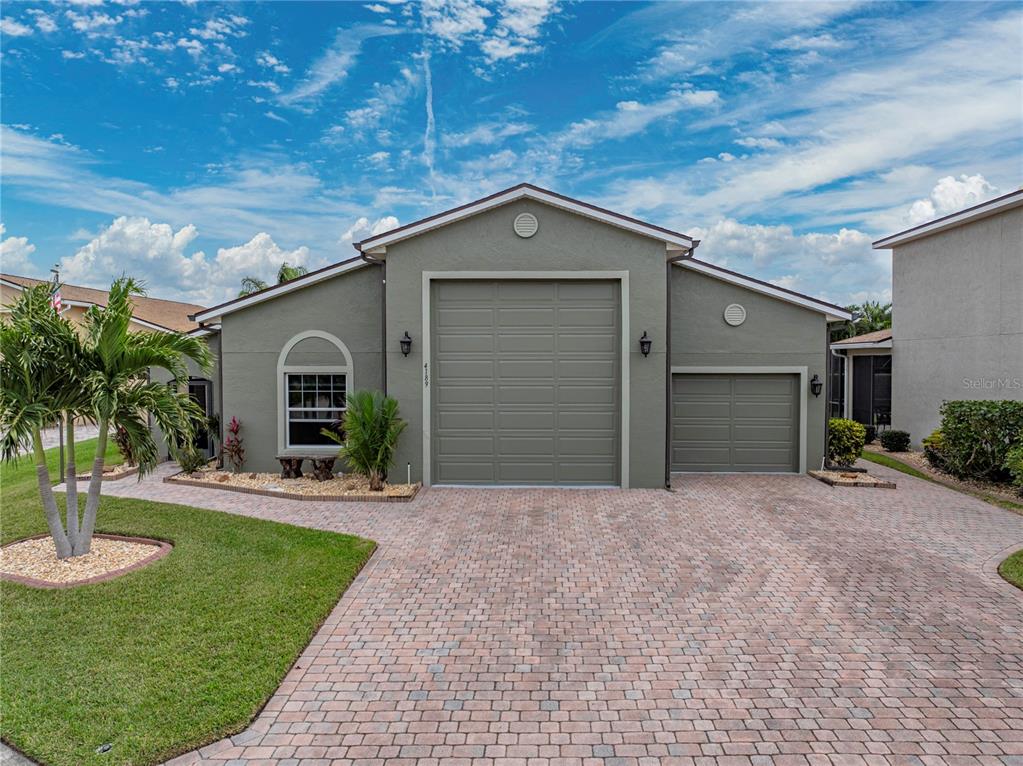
[191,184,850,487]
[872,189,1022,446]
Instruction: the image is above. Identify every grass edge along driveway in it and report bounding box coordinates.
[1,438,376,766]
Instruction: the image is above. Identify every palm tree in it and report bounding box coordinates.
[1,278,212,558]
[832,299,892,341]
[323,390,406,491]
[238,261,309,297]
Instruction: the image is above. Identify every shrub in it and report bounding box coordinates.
[222,416,245,473]
[176,445,208,475]
[828,418,866,466]
[324,390,406,491]
[863,425,877,445]
[1004,445,1023,496]
[939,400,1023,482]
[922,429,948,472]
[879,429,911,452]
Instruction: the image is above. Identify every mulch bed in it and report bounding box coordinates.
[0,533,172,589]
[863,444,1022,504]
[809,469,896,489]
[165,468,421,503]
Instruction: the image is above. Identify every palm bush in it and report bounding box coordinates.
[323,390,406,491]
[1,278,211,558]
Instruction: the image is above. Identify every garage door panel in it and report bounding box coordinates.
[673,401,732,419]
[558,411,617,430]
[497,334,556,353]
[433,280,619,485]
[672,373,799,473]
[498,359,555,379]
[436,410,494,430]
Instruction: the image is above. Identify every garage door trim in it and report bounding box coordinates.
[670,366,807,473]
[423,270,631,488]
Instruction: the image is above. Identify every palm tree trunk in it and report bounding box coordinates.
[64,416,80,550]
[76,416,108,556]
[32,428,73,560]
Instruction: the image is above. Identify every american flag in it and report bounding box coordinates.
[50,291,63,313]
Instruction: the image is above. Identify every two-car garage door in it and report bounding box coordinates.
[431,280,620,485]
[671,373,800,472]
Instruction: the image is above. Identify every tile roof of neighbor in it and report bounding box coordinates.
[832,328,893,345]
[1,274,205,333]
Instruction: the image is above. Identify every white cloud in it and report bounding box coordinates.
[256,50,290,74]
[59,217,311,304]
[247,79,281,94]
[188,15,248,41]
[62,50,87,59]
[217,62,239,74]
[905,174,998,225]
[27,10,58,33]
[65,10,120,34]
[690,218,888,305]
[278,25,399,106]
[367,151,390,167]
[364,3,390,13]
[776,32,847,51]
[481,0,559,62]
[421,0,491,45]
[264,110,289,124]
[735,136,782,150]
[443,120,533,147]
[1,17,35,37]
[340,215,399,242]
[344,66,419,134]
[164,76,180,89]
[0,223,39,275]
[176,37,204,57]
[560,89,720,148]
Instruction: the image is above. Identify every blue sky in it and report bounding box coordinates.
[1,0,1020,307]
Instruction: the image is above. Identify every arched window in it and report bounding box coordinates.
[276,331,354,453]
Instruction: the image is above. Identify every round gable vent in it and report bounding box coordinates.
[513,212,539,238]
[723,303,747,326]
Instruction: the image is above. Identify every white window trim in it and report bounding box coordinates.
[276,330,354,456]
[670,366,808,474]
[422,270,631,489]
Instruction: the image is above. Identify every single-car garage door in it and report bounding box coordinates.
[671,373,799,472]
[431,280,620,485]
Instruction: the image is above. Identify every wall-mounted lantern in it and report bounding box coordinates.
[810,373,823,397]
[399,331,412,357]
[639,331,652,357]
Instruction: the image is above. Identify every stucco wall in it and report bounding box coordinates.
[892,206,1022,445]
[383,198,669,488]
[219,264,384,472]
[670,266,829,470]
[151,332,221,460]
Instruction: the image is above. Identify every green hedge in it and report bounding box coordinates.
[1005,444,1023,495]
[828,418,866,466]
[938,400,1023,482]
[879,429,911,452]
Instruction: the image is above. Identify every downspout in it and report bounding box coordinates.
[664,240,700,489]
[216,327,224,463]
[358,249,387,395]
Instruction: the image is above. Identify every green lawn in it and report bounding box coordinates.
[1,438,375,766]
[859,449,1023,514]
[1000,549,1023,591]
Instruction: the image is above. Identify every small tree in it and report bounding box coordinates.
[0,278,211,558]
[324,390,406,491]
[238,262,309,297]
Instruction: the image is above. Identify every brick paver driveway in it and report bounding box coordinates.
[102,462,1022,766]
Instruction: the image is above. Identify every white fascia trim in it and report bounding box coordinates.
[361,187,694,252]
[670,365,808,473]
[677,260,852,321]
[0,278,26,291]
[189,324,221,338]
[193,259,370,324]
[832,340,893,351]
[872,190,1023,249]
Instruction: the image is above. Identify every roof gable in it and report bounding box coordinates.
[354,183,697,254]
[872,189,1023,249]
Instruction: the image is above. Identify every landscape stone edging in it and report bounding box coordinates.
[75,465,138,482]
[809,470,896,489]
[163,473,421,503]
[0,533,173,590]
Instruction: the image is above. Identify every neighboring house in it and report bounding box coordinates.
[829,328,893,429]
[872,189,1023,445]
[0,273,220,459]
[192,184,850,487]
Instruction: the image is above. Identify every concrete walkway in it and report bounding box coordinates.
[48,463,1023,763]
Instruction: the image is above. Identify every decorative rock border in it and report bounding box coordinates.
[0,533,173,590]
[163,472,421,503]
[75,465,138,482]
[809,469,896,489]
